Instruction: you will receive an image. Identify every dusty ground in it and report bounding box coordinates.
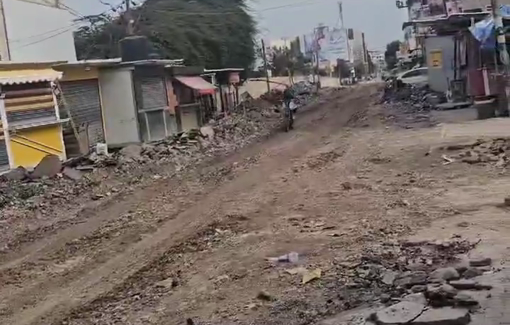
[2,84,510,325]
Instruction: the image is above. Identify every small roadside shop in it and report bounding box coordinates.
[0,63,66,171]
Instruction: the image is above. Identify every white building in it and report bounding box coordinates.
[0,0,77,61]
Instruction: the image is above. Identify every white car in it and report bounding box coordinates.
[397,67,428,87]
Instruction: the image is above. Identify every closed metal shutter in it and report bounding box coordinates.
[60,80,104,146]
[7,107,55,124]
[0,139,9,168]
[139,77,167,111]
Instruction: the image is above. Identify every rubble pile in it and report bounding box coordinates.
[440,138,510,167]
[337,237,494,325]
[381,83,444,114]
[0,97,284,214]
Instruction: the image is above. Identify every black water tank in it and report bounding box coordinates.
[119,36,150,62]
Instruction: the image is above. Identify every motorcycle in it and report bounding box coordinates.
[283,100,298,132]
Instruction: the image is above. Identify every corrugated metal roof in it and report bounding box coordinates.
[175,76,216,95]
[52,58,122,70]
[0,70,62,85]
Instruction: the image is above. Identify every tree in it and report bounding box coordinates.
[74,0,257,69]
[384,40,401,70]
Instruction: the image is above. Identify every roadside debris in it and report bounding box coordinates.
[302,268,322,284]
[268,252,300,263]
[0,96,284,238]
[440,138,510,167]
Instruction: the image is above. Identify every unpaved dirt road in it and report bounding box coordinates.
[2,84,510,325]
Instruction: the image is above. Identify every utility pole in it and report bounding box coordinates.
[338,2,351,63]
[314,26,323,89]
[261,39,271,94]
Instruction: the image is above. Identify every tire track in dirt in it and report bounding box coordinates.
[0,85,379,325]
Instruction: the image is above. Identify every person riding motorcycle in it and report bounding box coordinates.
[283,86,295,113]
[282,85,295,129]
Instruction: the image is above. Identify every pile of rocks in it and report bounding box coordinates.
[381,83,444,114]
[358,238,494,325]
[440,138,510,167]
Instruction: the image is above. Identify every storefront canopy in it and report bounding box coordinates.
[175,76,216,95]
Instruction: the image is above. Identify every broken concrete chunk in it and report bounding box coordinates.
[469,257,492,267]
[462,267,484,279]
[62,167,83,181]
[394,271,428,288]
[411,285,427,293]
[1,166,27,181]
[381,270,398,285]
[31,154,61,179]
[449,279,492,290]
[369,301,425,325]
[412,307,470,325]
[453,292,479,307]
[119,144,143,160]
[403,293,427,305]
[200,126,215,139]
[427,283,458,298]
[155,277,178,289]
[429,267,460,282]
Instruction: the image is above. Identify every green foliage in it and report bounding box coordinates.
[74,0,257,69]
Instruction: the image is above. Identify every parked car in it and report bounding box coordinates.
[396,67,428,87]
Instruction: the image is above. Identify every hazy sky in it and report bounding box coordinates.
[66,0,406,51]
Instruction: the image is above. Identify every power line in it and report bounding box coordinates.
[10,1,125,49]
[10,24,80,51]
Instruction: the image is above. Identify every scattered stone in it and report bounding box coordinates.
[341,182,353,190]
[155,277,178,289]
[256,290,274,301]
[456,221,469,228]
[403,293,427,305]
[1,166,27,181]
[410,285,427,293]
[302,268,322,284]
[469,257,492,267]
[394,271,428,288]
[369,301,425,325]
[31,155,62,179]
[429,267,460,282]
[119,144,143,161]
[449,279,492,290]
[381,270,398,285]
[412,307,470,325]
[200,126,215,139]
[62,167,83,181]
[427,283,458,302]
[402,239,429,247]
[380,293,391,304]
[462,267,484,279]
[453,292,478,307]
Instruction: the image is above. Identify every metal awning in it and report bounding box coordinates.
[175,76,216,95]
[0,69,62,85]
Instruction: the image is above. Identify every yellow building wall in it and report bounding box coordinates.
[9,125,64,168]
[61,67,99,81]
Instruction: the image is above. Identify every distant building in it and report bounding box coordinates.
[0,0,76,61]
